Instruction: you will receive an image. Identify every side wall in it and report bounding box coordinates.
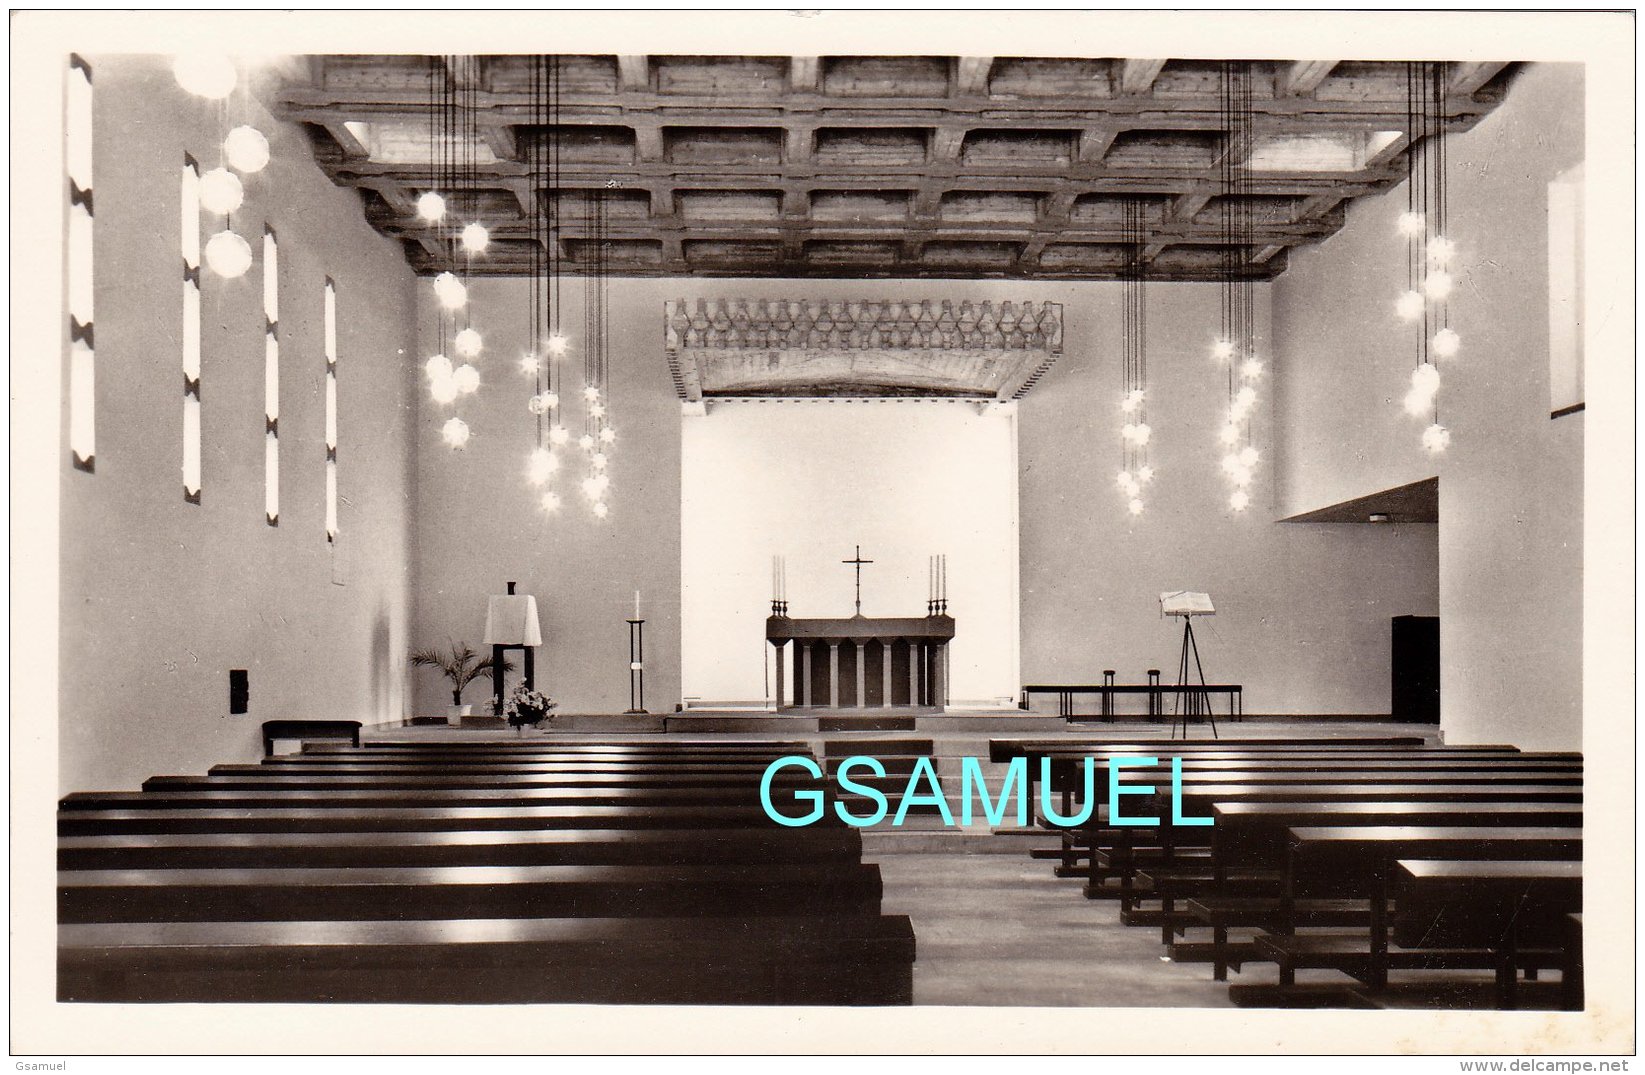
[412,277,684,717]
[59,57,419,792]
[1017,281,1440,716]
[1273,63,1584,747]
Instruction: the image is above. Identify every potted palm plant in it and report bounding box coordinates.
[410,641,513,722]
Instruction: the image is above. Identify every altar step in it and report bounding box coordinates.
[664,710,921,733]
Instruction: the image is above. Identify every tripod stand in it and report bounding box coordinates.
[1170,614,1218,740]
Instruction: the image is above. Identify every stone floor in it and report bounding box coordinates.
[871,850,1235,1007]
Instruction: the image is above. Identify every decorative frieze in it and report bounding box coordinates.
[664,298,1062,402]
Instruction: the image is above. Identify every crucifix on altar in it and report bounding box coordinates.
[766,547,954,712]
[843,545,873,615]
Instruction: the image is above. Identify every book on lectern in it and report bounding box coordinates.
[1159,591,1215,617]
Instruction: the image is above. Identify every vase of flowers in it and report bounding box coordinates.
[504,684,556,734]
[410,641,514,721]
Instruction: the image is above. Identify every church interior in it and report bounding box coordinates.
[18,12,1630,1054]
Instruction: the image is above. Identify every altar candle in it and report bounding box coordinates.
[634,590,641,619]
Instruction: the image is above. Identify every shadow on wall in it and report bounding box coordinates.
[370,605,392,726]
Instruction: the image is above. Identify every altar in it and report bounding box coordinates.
[765,547,955,711]
[767,612,955,711]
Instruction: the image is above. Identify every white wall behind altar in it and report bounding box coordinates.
[681,400,1020,704]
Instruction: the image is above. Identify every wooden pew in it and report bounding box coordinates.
[1057,773,1583,885]
[1562,913,1584,1011]
[261,720,360,756]
[59,826,865,871]
[1391,859,1583,1009]
[59,740,918,1006]
[1178,801,1585,978]
[145,771,811,792]
[1254,833,1582,997]
[58,803,843,836]
[60,914,917,1005]
[62,785,818,811]
[60,861,886,923]
[1056,763,1584,939]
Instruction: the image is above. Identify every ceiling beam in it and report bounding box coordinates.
[1076,128,1119,164]
[617,55,650,92]
[790,57,820,93]
[1118,59,1167,95]
[481,123,518,162]
[442,55,482,91]
[280,96,1496,137]
[1447,62,1509,97]
[323,121,370,159]
[1277,60,1337,98]
[954,57,993,97]
[929,128,966,162]
[1170,192,1213,222]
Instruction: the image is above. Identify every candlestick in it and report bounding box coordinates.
[625,616,647,714]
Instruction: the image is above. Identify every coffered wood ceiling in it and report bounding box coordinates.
[273,56,1518,282]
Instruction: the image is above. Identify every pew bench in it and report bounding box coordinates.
[1254,833,1582,997]
[58,826,866,871]
[59,861,886,923]
[261,720,361,757]
[59,914,917,1005]
[57,802,853,837]
[1393,859,1583,1010]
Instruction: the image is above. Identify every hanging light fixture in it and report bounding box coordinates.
[173,54,237,100]
[1395,62,1460,453]
[461,222,490,254]
[1214,61,1262,513]
[453,326,483,358]
[198,168,244,215]
[441,416,470,447]
[433,271,467,310]
[517,55,565,512]
[579,185,615,518]
[425,55,490,445]
[223,125,270,174]
[417,191,447,224]
[204,230,253,278]
[1116,196,1154,518]
[526,446,559,484]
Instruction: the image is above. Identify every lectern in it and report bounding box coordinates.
[484,581,542,716]
[1159,590,1217,740]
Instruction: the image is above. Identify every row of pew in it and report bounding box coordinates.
[58,738,916,1005]
[990,735,1583,1009]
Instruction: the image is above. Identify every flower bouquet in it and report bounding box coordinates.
[504,683,557,732]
